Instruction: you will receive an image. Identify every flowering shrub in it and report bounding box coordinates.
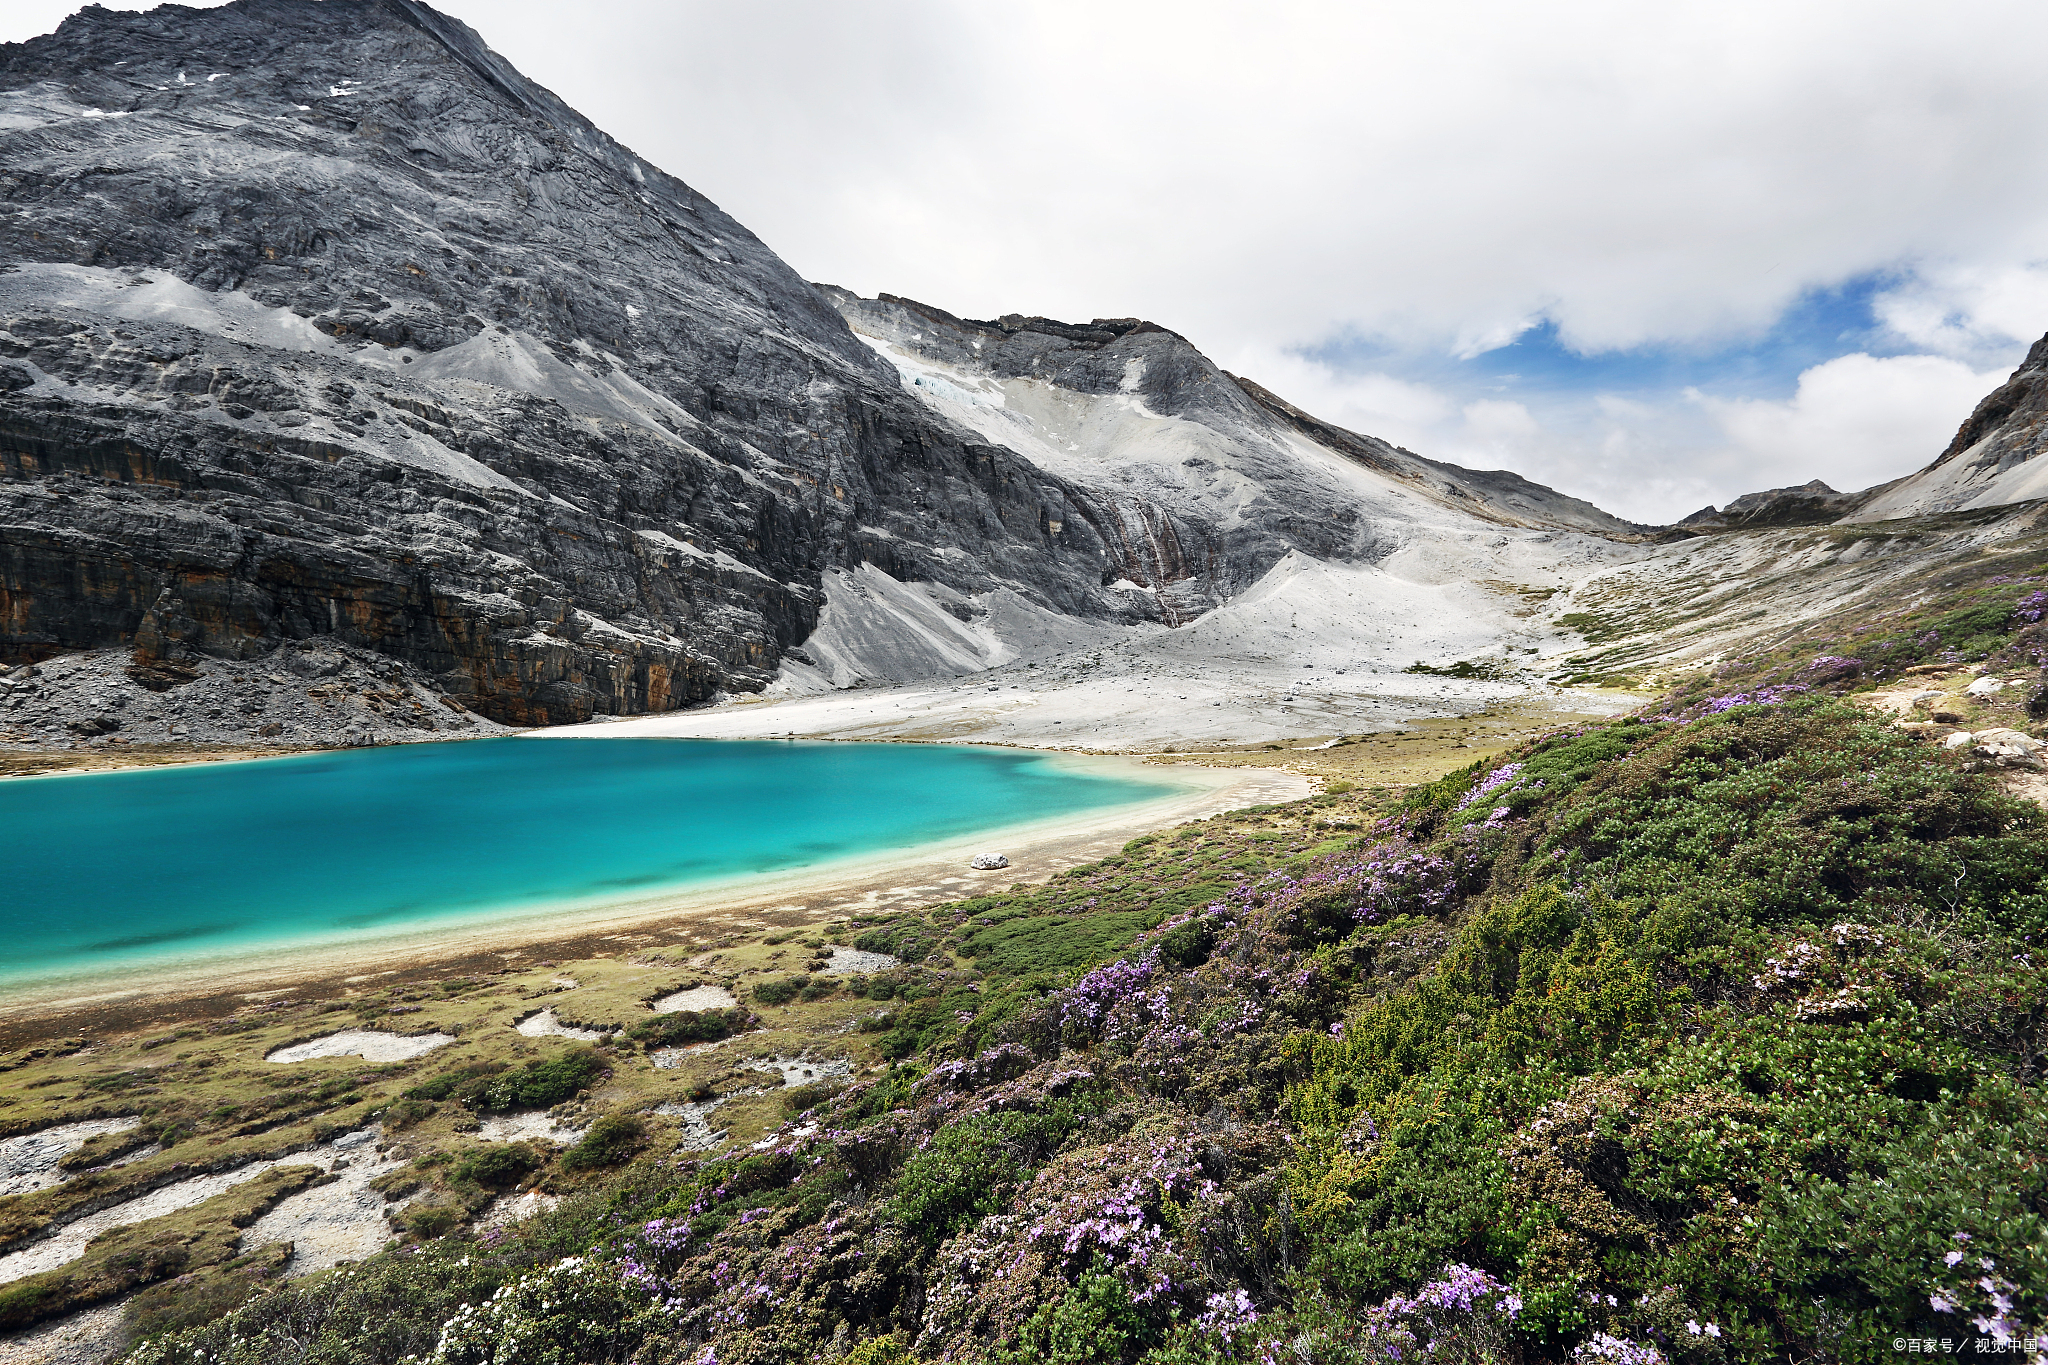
[1279,1266,1523,1364]
[1925,1233,2047,1360]
[1457,762,1524,811]
[428,1255,666,1364]
[1573,1334,1667,1363]
[117,679,2048,1365]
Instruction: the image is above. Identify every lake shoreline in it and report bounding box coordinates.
[0,759,1306,1040]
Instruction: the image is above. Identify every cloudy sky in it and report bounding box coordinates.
[12,1,2048,521]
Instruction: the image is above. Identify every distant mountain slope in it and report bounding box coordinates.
[1844,332,2048,523]
[800,289,1647,690]
[1223,372,1649,540]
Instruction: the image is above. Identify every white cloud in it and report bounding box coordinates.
[1873,264,2048,362]
[9,0,2048,521]
[1462,400,1539,441]
[108,0,2019,370]
[1231,349,1455,447]
[1693,353,2009,495]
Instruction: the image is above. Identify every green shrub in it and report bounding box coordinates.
[561,1112,646,1171]
[122,1241,520,1364]
[454,1142,541,1190]
[751,976,808,1006]
[382,1098,436,1129]
[853,917,944,963]
[1003,1262,1160,1365]
[780,1079,847,1117]
[626,1008,748,1050]
[401,1061,505,1103]
[889,1106,1083,1245]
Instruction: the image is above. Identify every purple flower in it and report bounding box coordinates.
[1457,762,1524,811]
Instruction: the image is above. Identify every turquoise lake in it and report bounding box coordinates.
[0,738,1177,987]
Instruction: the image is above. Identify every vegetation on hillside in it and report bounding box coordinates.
[101,590,2047,1364]
[0,573,2030,1363]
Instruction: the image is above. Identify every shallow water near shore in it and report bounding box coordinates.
[0,737,1177,990]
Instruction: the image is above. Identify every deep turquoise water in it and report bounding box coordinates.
[0,738,1176,987]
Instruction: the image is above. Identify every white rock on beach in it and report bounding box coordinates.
[970,853,1009,870]
[514,1008,609,1042]
[265,1030,454,1064]
[0,1117,142,1199]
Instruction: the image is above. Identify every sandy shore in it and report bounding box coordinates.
[0,755,1306,1026]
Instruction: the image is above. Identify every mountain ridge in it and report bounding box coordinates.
[0,0,1663,751]
[4,0,2047,761]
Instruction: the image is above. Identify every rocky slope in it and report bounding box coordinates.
[1849,330,2048,521]
[0,0,1171,729]
[1673,478,1865,531]
[795,290,1647,694]
[1,0,1664,750]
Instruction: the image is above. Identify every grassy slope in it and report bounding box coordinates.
[9,567,2045,1364]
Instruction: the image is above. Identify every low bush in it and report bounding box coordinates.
[561,1112,646,1171]
[780,1079,846,1116]
[750,975,808,1006]
[625,1007,748,1050]
[453,1142,541,1190]
[405,1050,604,1113]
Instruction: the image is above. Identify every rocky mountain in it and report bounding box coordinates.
[1672,478,1863,532]
[0,0,1653,745]
[1846,330,2048,522]
[0,0,1161,728]
[800,290,1645,692]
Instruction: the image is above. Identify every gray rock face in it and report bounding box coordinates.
[824,290,1648,641]
[1674,479,1864,532]
[1847,331,2048,522]
[0,0,1146,725]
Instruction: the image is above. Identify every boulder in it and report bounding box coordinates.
[1969,728,2045,768]
[1943,731,1976,750]
[970,853,1010,870]
[1965,676,2004,697]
